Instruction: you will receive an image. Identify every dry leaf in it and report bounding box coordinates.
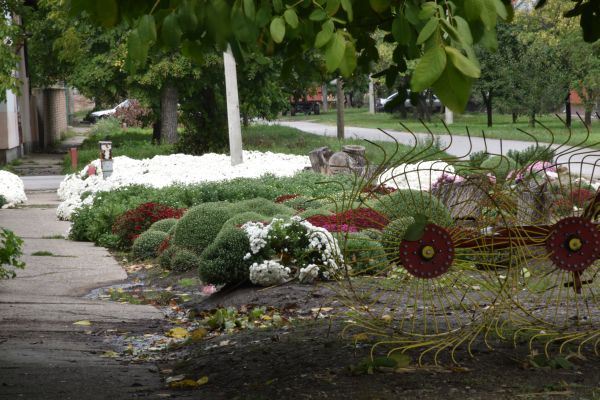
[166,327,189,339]
[73,320,92,326]
[100,350,119,358]
[168,379,199,389]
[165,375,185,384]
[196,376,209,386]
[190,328,208,342]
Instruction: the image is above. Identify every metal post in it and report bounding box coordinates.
[322,84,328,112]
[444,107,454,125]
[223,44,243,166]
[368,76,375,114]
[70,147,78,170]
[336,78,344,140]
[98,141,113,178]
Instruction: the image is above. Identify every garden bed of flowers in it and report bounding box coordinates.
[57,151,311,220]
[0,170,27,208]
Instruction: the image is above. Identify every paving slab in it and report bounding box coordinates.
[0,197,165,399]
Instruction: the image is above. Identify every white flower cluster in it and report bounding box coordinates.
[249,260,291,286]
[56,151,310,220]
[241,217,343,286]
[378,160,454,191]
[0,170,27,208]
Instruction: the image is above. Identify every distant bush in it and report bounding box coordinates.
[113,99,152,128]
[480,156,517,182]
[131,230,168,260]
[507,145,555,168]
[227,198,294,217]
[468,150,489,167]
[112,202,185,249]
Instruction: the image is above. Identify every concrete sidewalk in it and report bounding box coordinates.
[0,192,165,399]
[275,120,600,180]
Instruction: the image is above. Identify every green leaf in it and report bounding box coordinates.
[392,15,412,45]
[480,0,498,30]
[369,0,390,13]
[463,0,482,22]
[181,40,204,65]
[137,15,156,43]
[432,60,473,113]
[270,17,286,43]
[315,28,334,48]
[341,0,353,21]
[94,0,118,27]
[338,41,357,77]
[309,9,328,21]
[255,5,271,27]
[403,214,429,241]
[411,45,446,92]
[491,0,508,20]
[418,2,437,20]
[325,31,346,71]
[273,0,284,13]
[388,352,411,368]
[372,356,397,368]
[283,9,299,28]
[416,18,439,45]
[440,19,461,44]
[243,0,256,20]
[454,16,473,45]
[161,13,183,48]
[326,0,341,16]
[127,29,148,71]
[445,46,480,78]
[177,0,198,31]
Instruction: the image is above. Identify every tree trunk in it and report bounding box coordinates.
[160,82,179,144]
[152,120,161,144]
[564,92,571,128]
[512,112,518,123]
[482,89,493,127]
[529,112,536,127]
[322,84,328,112]
[585,109,592,127]
[336,78,344,140]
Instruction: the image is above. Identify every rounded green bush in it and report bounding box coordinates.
[299,206,335,219]
[221,212,269,230]
[132,230,169,260]
[381,217,415,264]
[159,245,178,269]
[227,198,294,217]
[344,232,388,275]
[198,227,250,285]
[172,202,233,255]
[149,218,179,233]
[283,195,325,211]
[368,189,452,227]
[480,155,517,182]
[171,248,201,273]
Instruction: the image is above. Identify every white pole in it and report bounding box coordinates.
[368,76,375,114]
[223,44,243,166]
[444,106,454,125]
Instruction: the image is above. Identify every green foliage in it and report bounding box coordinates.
[0,228,25,279]
[227,198,294,217]
[98,233,120,249]
[131,230,169,260]
[507,145,555,168]
[148,218,179,233]
[159,245,179,269]
[468,150,489,168]
[172,202,232,255]
[368,190,452,227]
[381,217,415,264]
[221,212,270,231]
[198,227,251,285]
[171,248,201,273]
[343,232,387,275]
[281,195,325,211]
[480,155,517,182]
[0,195,6,208]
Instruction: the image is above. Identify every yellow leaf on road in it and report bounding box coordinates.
[196,376,209,386]
[166,327,189,339]
[73,320,92,326]
[100,350,119,358]
[190,328,208,341]
[168,379,199,389]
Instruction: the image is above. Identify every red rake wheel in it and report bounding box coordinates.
[546,217,600,274]
[399,224,454,279]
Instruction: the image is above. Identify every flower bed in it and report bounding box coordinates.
[57,151,311,220]
[0,171,27,207]
[306,208,389,232]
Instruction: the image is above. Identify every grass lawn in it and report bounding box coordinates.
[63,122,448,173]
[280,108,600,145]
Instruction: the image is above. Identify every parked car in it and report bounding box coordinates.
[282,101,320,116]
[85,99,131,123]
[377,91,442,113]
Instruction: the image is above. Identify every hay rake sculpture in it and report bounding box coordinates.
[330,117,599,364]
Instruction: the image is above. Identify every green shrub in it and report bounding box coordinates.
[0,195,6,208]
[172,202,232,255]
[507,145,555,168]
[221,212,270,230]
[299,206,335,219]
[1,228,25,279]
[480,156,517,182]
[171,249,201,273]
[149,218,179,233]
[368,190,452,227]
[159,245,179,269]
[227,198,294,217]
[283,195,326,210]
[381,217,415,264]
[131,231,169,260]
[198,227,250,285]
[468,150,489,167]
[98,233,120,249]
[343,232,387,275]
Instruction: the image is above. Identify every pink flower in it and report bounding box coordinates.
[486,173,497,185]
[432,172,465,190]
[527,161,556,174]
[202,285,217,295]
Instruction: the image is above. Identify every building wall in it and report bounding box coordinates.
[32,87,68,148]
[0,90,22,164]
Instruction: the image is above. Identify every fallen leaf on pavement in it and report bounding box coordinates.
[196,376,209,386]
[190,328,208,342]
[73,320,92,326]
[100,351,119,358]
[166,327,189,339]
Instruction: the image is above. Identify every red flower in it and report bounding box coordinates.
[307,208,389,232]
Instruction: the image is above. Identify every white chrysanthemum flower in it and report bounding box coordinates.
[378,160,454,191]
[0,170,27,207]
[249,260,291,286]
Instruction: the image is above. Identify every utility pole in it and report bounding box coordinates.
[336,78,344,140]
[444,106,453,125]
[368,76,375,114]
[223,44,243,166]
[322,83,328,112]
